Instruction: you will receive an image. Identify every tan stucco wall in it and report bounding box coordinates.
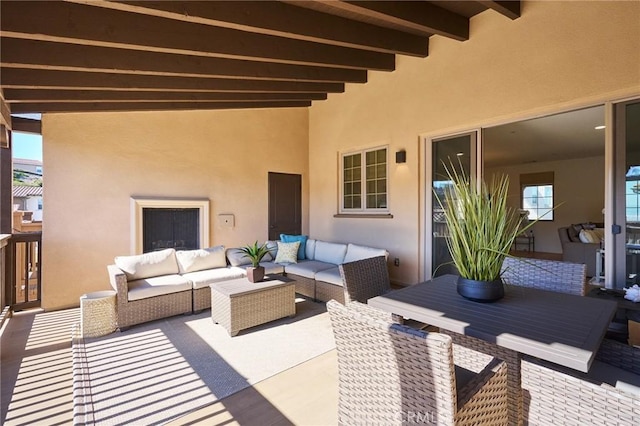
[308,1,640,284]
[42,108,309,310]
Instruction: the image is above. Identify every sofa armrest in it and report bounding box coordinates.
[561,241,600,276]
[107,264,129,302]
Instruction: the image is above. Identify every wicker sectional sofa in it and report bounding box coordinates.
[107,239,388,329]
[283,239,389,303]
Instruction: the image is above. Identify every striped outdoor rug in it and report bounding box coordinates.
[72,299,334,425]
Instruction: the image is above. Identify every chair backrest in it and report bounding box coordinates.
[521,355,640,424]
[326,300,457,425]
[338,255,391,304]
[501,257,586,296]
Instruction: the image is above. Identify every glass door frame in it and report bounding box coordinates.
[610,98,640,288]
[424,129,481,281]
[421,97,637,287]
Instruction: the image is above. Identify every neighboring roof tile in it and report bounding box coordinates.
[13,185,43,197]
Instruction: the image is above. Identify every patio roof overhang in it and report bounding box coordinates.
[0,0,520,116]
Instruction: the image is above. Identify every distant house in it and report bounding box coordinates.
[12,158,43,221]
[13,158,43,184]
[13,184,43,215]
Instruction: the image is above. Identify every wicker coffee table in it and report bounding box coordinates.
[210,274,296,336]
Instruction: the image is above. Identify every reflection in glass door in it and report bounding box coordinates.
[618,100,640,288]
[431,132,477,277]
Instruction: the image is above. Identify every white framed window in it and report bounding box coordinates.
[340,146,388,213]
[521,172,554,221]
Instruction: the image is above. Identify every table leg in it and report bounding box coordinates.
[441,330,522,426]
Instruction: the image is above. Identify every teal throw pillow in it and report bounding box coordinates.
[280,234,308,260]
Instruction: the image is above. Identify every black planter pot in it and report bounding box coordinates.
[456,276,504,302]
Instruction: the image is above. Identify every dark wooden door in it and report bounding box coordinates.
[268,172,301,240]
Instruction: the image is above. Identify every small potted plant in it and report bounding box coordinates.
[239,241,270,283]
[435,161,531,302]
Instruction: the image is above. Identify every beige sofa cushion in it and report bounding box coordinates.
[114,248,179,281]
[315,267,343,286]
[314,241,348,265]
[343,243,388,263]
[127,274,191,301]
[176,245,226,274]
[182,266,246,289]
[305,239,316,260]
[226,248,251,266]
[284,260,335,279]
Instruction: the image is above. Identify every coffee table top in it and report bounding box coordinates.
[210,274,294,297]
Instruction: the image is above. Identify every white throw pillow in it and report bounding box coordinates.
[593,228,605,241]
[114,248,179,281]
[579,229,599,244]
[274,241,300,264]
[175,245,226,274]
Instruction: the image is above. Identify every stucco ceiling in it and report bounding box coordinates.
[0,0,520,116]
[484,104,640,167]
[484,106,606,167]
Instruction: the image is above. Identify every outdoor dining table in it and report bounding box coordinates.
[368,274,618,425]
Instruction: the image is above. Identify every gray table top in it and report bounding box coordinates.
[587,286,640,312]
[369,274,618,372]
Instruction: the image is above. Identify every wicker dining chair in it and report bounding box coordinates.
[326,300,509,425]
[339,256,436,330]
[521,338,640,425]
[338,255,392,304]
[501,257,587,296]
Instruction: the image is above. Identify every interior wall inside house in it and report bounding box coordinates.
[308,0,640,285]
[485,156,605,254]
[42,108,309,310]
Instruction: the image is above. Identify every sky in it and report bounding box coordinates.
[12,131,43,161]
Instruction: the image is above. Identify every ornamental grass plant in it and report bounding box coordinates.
[436,162,530,282]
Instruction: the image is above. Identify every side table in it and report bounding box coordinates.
[80,290,117,337]
[513,233,535,252]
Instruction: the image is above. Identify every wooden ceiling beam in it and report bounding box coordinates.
[315,1,469,41]
[3,89,327,103]
[11,117,41,134]
[10,101,312,114]
[1,1,394,70]
[0,68,345,94]
[1,38,367,84]
[82,0,430,57]
[478,1,521,20]
[0,96,11,129]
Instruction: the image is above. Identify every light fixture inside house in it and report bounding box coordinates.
[595,125,606,130]
[456,152,464,157]
[395,150,406,164]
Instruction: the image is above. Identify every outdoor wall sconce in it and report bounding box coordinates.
[395,150,406,164]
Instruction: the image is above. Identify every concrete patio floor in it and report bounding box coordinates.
[1,308,338,426]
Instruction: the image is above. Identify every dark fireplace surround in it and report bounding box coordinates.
[131,197,210,254]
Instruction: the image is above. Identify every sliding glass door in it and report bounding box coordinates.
[614,100,640,288]
[430,132,478,277]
